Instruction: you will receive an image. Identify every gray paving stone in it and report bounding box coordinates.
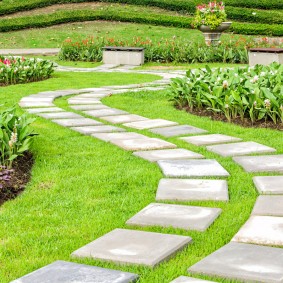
[19,101,54,108]
[10,260,138,283]
[123,119,178,130]
[20,97,54,102]
[37,112,82,119]
[70,105,110,111]
[180,134,242,146]
[232,215,283,246]
[150,125,208,137]
[68,98,101,105]
[52,118,103,127]
[233,155,283,173]
[188,242,283,283]
[101,114,149,124]
[71,125,126,135]
[133,149,204,162]
[252,196,283,216]
[110,138,177,151]
[157,160,229,178]
[25,107,63,113]
[156,179,229,201]
[126,203,221,231]
[170,276,217,283]
[207,142,276,157]
[78,93,108,98]
[92,132,147,142]
[84,109,128,117]
[253,176,283,194]
[72,228,192,267]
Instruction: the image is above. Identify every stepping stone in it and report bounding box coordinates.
[157,160,229,178]
[180,134,242,146]
[207,141,276,157]
[156,179,229,201]
[72,228,192,267]
[110,138,177,151]
[150,125,208,137]
[84,109,128,117]
[252,196,283,216]
[25,107,62,113]
[253,176,283,194]
[70,104,110,111]
[71,125,126,135]
[68,98,101,104]
[123,119,178,130]
[21,97,53,102]
[37,112,82,119]
[188,242,283,283]
[52,118,103,127]
[233,154,283,173]
[232,215,283,246]
[133,149,204,162]
[19,101,54,108]
[101,114,149,124]
[170,276,217,283]
[126,203,221,231]
[78,93,108,98]
[10,260,138,283]
[92,132,147,142]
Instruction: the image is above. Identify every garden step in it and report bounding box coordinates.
[188,242,283,283]
[71,125,126,135]
[71,228,192,268]
[52,118,103,127]
[84,109,128,117]
[100,114,149,124]
[170,276,217,283]
[92,132,147,142]
[25,107,63,113]
[37,112,82,119]
[10,260,138,283]
[70,104,110,111]
[77,93,109,98]
[252,196,283,216]
[123,119,178,130]
[68,98,101,104]
[126,203,221,231]
[253,176,283,194]
[20,101,54,108]
[149,125,208,137]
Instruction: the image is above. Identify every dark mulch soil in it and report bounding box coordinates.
[0,152,33,206]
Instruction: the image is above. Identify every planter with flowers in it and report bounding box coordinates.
[192,1,231,45]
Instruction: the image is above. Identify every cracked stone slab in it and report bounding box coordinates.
[170,276,217,283]
[101,114,149,124]
[157,160,229,178]
[150,125,208,137]
[207,141,276,157]
[123,119,178,130]
[252,196,283,216]
[37,112,82,119]
[52,118,103,127]
[232,215,283,246]
[133,149,204,162]
[233,154,283,173]
[10,260,138,283]
[253,176,283,194]
[156,179,229,201]
[84,109,128,117]
[71,125,126,135]
[188,242,283,283]
[126,203,221,231]
[25,107,63,113]
[92,132,147,142]
[72,228,192,267]
[180,134,242,146]
[70,105,110,111]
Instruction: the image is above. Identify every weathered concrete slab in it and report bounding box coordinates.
[78,93,108,98]
[133,149,204,162]
[10,260,138,283]
[188,242,283,283]
[123,119,178,130]
[157,160,229,178]
[233,155,283,173]
[252,196,283,216]
[232,215,283,246]
[92,132,147,142]
[25,107,63,113]
[71,125,126,135]
[37,112,82,119]
[150,125,208,137]
[72,228,192,267]
[253,176,283,194]
[101,114,149,124]
[19,101,54,108]
[70,104,110,111]
[52,118,103,127]
[170,276,217,283]
[68,98,101,105]
[126,203,221,231]
[180,134,242,146]
[156,179,228,201]
[207,142,276,157]
[84,109,128,117]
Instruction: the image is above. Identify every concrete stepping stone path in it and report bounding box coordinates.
[123,119,178,130]
[253,176,283,194]
[170,276,217,283]
[252,196,283,216]
[52,118,103,127]
[71,125,126,135]
[150,125,208,137]
[101,114,149,124]
[84,109,128,117]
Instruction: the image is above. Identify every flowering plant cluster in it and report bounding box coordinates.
[169,62,283,124]
[192,1,227,30]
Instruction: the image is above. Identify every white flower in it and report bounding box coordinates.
[222,80,229,89]
[234,73,238,77]
[225,104,229,109]
[252,12,256,16]
[217,77,221,81]
[264,99,271,109]
[251,75,259,83]
[260,72,266,76]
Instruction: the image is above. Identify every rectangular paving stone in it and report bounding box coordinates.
[126,203,221,231]
[25,107,63,113]
[156,179,229,201]
[157,160,230,178]
[188,242,283,283]
[70,105,110,111]
[72,228,192,267]
[101,114,149,124]
[232,215,283,246]
[207,141,276,157]
[253,176,283,194]
[84,109,128,117]
[10,260,138,283]
[68,98,101,105]
[19,101,54,108]
[252,196,283,216]
[77,93,108,98]
[170,276,217,283]
[133,149,204,162]
[71,125,126,135]
[123,119,178,130]
[233,155,283,173]
[21,97,54,102]
[52,118,103,127]
[150,125,208,137]
[180,134,242,146]
[92,132,147,142]
[37,112,82,119]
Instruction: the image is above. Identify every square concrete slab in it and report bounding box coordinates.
[156,179,229,201]
[170,276,217,283]
[70,105,110,111]
[150,125,208,137]
[232,215,283,246]
[188,242,283,283]
[101,114,149,124]
[157,160,230,178]
[37,112,82,119]
[110,138,177,151]
[52,118,103,127]
[123,119,178,130]
[10,260,138,283]
[133,149,204,162]
[72,228,192,267]
[180,134,242,146]
[207,142,276,157]
[233,155,283,173]
[25,107,63,113]
[71,125,126,135]
[253,176,283,194]
[84,109,128,117]
[126,203,221,231]
[252,196,283,216]
[92,132,147,142]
